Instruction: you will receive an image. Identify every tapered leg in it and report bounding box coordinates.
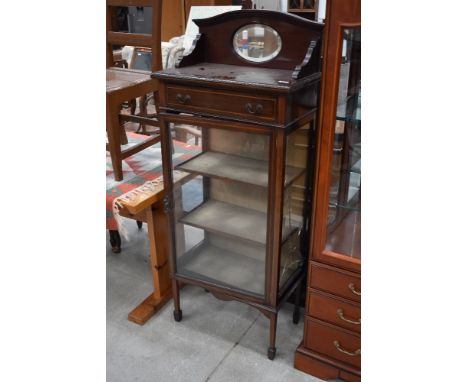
[139,95,148,134]
[173,279,182,322]
[293,282,301,324]
[136,220,143,229]
[108,230,121,253]
[119,107,128,145]
[268,313,277,360]
[107,97,123,181]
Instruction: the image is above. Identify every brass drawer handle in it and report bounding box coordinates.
[176,93,191,105]
[337,308,361,325]
[348,283,361,296]
[333,340,361,357]
[245,102,264,115]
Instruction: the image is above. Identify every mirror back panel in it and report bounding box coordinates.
[179,10,323,71]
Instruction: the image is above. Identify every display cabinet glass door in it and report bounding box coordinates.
[171,125,273,298]
[280,123,313,291]
[326,27,361,259]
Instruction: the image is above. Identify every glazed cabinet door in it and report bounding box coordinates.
[278,122,316,294]
[167,123,273,300]
[312,0,360,272]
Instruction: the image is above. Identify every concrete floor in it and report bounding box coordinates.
[107,218,326,382]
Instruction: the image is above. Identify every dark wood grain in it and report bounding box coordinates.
[184,10,323,71]
[107,0,153,6]
[157,9,322,360]
[307,289,360,333]
[304,317,360,369]
[295,343,360,381]
[292,40,322,79]
[166,83,277,122]
[294,0,361,379]
[308,261,360,303]
[157,63,321,92]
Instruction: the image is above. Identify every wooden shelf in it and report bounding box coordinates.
[288,8,316,12]
[180,200,298,245]
[176,151,304,188]
[178,241,265,296]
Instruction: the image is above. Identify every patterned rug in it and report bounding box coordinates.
[106,132,199,230]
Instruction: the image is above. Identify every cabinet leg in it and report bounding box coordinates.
[268,313,277,360]
[172,280,182,322]
[293,282,301,324]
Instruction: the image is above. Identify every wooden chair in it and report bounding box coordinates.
[106,0,163,181]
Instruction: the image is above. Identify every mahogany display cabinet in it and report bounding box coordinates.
[154,10,323,359]
[294,0,361,380]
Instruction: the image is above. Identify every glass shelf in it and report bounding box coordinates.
[177,240,265,296]
[329,201,360,212]
[180,199,298,246]
[176,151,304,188]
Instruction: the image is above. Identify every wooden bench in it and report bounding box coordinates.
[114,170,191,324]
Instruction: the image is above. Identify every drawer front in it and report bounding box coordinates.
[307,290,361,333]
[305,317,361,369]
[166,85,277,123]
[309,263,361,302]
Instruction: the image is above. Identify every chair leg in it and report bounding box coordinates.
[109,230,121,253]
[107,99,123,181]
[136,220,143,229]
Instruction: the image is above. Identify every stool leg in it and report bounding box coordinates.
[107,99,123,181]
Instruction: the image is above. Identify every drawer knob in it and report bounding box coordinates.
[176,93,191,105]
[348,283,361,296]
[245,102,264,115]
[337,308,361,325]
[333,340,361,357]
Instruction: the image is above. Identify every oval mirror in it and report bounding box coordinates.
[233,24,282,63]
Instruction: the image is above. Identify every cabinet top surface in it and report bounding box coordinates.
[154,62,319,92]
[153,10,323,91]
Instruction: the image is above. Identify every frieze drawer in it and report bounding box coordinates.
[307,290,361,333]
[309,262,361,303]
[304,317,361,369]
[165,85,278,123]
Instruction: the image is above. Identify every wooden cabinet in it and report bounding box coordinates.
[288,0,316,20]
[294,0,361,380]
[155,9,323,360]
